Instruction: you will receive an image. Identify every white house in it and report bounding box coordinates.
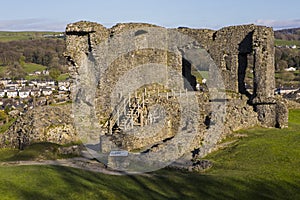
[58,81,71,91]
[41,88,53,96]
[291,45,297,49]
[31,89,41,97]
[6,82,19,89]
[6,89,18,98]
[276,87,299,95]
[0,90,5,97]
[36,81,47,87]
[42,70,50,75]
[46,80,55,86]
[35,80,55,88]
[0,79,11,87]
[285,67,296,72]
[19,89,31,98]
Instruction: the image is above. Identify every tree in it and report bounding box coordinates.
[276,60,288,72]
[49,68,61,80]
[281,71,295,82]
[7,62,26,80]
[19,55,26,67]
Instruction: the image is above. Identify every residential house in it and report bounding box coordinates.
[6,89,18,98]
[58,81,71,91]
[36,80,55,88]
[291,45,297,49]
[6,82,19,89]
[284,67,297,72]
[0,90,5,98]
[275,87,299,95]
[42,70,50,75]
[31,89,41,97]
[19,88,31,98]
[0,79,11,87]
[41,88,53,96]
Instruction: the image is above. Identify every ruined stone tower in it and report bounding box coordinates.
[64,21,288,170]
[65,21,288,128]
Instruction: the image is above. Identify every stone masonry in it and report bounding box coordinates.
[1,21,288,168]
[65,21,288,126]
[63,21,288,166]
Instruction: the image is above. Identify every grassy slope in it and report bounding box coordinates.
[275,39,300,46]
[0,31,62,42]
[23,63,46,74]
[0,110,299,199]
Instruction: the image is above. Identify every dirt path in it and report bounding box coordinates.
[0,157,128,175]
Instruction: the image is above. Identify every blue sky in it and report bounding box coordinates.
[0,0,300,31]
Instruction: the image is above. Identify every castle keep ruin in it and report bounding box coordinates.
[0,21,288,172]
[63,21,288,170]
[65,21,287,127]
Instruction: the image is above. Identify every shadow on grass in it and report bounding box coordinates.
[1,165,299,200]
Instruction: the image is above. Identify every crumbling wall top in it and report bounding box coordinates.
[66,20,107,33]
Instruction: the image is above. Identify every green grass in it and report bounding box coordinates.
[0,142,80,162]
[0,31,63,42]
[0,118,16,134]
[23,63,46,74]
[0,62,47,79]
[0,110,299,199]
[275,39,300,46]
[191,69,209,83]
[56,73,70,81]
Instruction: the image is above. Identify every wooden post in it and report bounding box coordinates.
[123,99,126,114]
[140,109,144,127]
[117,109,120,126]
[109,120,112,134]
[128,93,131,107]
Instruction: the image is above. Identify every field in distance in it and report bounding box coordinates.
[0,31,64,42]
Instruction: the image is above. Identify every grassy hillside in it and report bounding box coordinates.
[0,110,299,199]
[275,39,300,46]
[0,31,63,42]
[23,63,47,73]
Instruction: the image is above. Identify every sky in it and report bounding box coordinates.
[0,0,300,31]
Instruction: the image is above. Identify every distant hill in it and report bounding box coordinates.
[0,32,67,80]
[274,28,300,40]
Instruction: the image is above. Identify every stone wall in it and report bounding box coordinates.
[1,20,288,163]
[0,105,78,149]
[63,21,289,163]
[65,21,288,129]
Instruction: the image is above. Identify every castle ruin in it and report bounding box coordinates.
[0,21,288,172]
[63,21,288,171]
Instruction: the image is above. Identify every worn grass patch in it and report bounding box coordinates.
[0,109,299,199]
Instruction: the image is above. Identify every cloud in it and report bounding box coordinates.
[0,18,67,31]
[255,19,300,30]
